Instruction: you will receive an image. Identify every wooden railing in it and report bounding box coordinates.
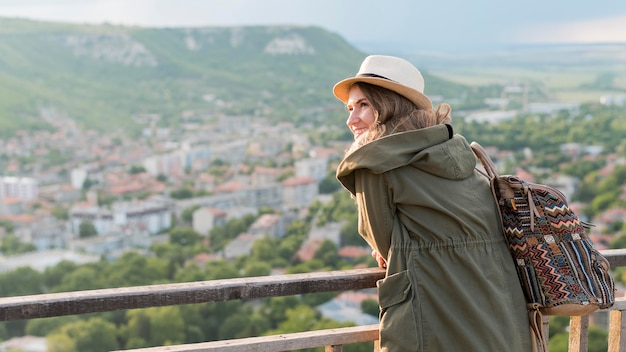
[1,248,626,351]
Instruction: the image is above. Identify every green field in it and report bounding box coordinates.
[419,44,626,104]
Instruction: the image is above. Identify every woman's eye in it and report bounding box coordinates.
[360,102,369,108]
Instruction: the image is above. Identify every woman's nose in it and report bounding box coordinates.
[346,111,359,126]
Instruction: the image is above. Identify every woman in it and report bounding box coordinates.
[334,55,534,351]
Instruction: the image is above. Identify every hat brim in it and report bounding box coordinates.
[333,77,433,111]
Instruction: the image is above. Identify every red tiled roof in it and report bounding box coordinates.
[338,246,371,258]
[282,176,316,187]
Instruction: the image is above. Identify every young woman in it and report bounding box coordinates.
[334,55,534,351]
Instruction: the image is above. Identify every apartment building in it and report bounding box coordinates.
[69,197,172,236]
[0,176,38,201]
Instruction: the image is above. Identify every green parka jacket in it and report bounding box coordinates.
[336,124,533,351]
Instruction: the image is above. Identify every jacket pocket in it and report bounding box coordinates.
[377,270,419,351]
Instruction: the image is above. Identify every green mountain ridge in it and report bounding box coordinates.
[0,17,470,137]
[0,18,374,135]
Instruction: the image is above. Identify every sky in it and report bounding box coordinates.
[1,0,626,52]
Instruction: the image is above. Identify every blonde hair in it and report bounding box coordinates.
[347,82,451,152]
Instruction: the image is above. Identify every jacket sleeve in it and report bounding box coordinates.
[353,169,395,260]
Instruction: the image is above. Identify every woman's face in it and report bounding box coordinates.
[346,85,376,139]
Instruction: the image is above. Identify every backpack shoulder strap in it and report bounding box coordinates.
[470,141,499,179]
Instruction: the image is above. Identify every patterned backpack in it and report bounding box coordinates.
[470,141,616,351]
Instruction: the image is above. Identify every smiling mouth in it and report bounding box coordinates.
[352,128,366,137]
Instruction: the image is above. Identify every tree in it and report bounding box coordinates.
[285,219,309,238]
[129,165,146,174]
[266,305,319,334]
[121,310,150,348]
[242,261,271,277]
[186,301,244,342]
[169,227,201,247]
[547,323,609,352]
[180,205,202,224]
[587,324,609,352]
[150,242,188,279]
[49,266,105,293]
[205,260,240,280]
[251,236,278,263]
[47,333,77,352]
[174,263,205,283]
[78,221,98,238]
[169,187,194,199]
[104,252,168,287]
[218,306,270,339]
[319,173,341,194]
[287,259,325,274]
[314,239,340,268]
[49,317,119,352]
[209,214,257,251]
[361,298,379,317]
[123,306,186,348]
[340,216,362,246]
[148,306,186,346]
[81,178,93,190]
[51,205,69,220]
[0,219,15,233]
[614,234,626,249]
[43,260,79,289]
[0,267,43,297]
[277,235,304,263]
[0,234,36,255]
[25,316,79,337]
[0,322,7,341]
[261,296,301,328]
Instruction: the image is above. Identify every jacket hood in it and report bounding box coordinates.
[336,124,477,194]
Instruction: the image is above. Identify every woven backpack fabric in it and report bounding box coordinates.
[471,142,616,351]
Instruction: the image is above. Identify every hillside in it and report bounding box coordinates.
[0,17,464,137]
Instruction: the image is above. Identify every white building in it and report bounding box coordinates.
[143,151,185,177]
[0,249,99,273]
[15,217,70,250]
[70,168,88,189]
[600,94,625,106]
[0,197,23,215]
[223,233,256,259]
[192,206,227,236]
[181,142,212,171]
[69,163,102,190]
[69,224,156,259]
[281,176,318,209]
[465,110,517,123]
[211,140,248,163]
[0,336,47,352]
[69,198,172,236]
[0,176,38,201]
[295,157,328,182]
[249,213,285,238]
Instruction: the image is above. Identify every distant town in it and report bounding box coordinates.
[0,104,344,270]
[1,87,625,274]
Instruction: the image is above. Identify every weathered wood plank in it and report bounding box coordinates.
[0,268,385,321]
[602,249,626,267]
[112,324,379,352]
[1,249,625,351]
[608,310,626,352]
[569,315,589,352]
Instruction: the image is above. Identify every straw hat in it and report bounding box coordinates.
[333,55,433,111]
